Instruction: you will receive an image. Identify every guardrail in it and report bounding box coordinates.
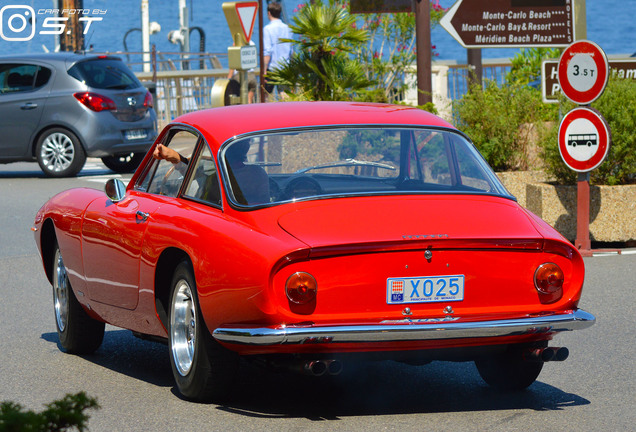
[403,59,512,120]
[103,50,515,126]
[136,68,229,128]
[96,50,229,128]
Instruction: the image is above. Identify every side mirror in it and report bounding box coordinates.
[105,178,126,203]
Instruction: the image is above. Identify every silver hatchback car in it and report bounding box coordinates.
[0,52,157,177]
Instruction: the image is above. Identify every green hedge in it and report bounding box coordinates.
[0,392,98,432]
[452,81,556,172]
[540,77,636,185]
[453,76,635,185]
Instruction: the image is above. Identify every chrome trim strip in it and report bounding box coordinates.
[212,309,595,346]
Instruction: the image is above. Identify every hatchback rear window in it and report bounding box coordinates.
[68,58,141,90]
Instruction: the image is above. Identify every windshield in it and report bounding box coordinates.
[221,127,511,207]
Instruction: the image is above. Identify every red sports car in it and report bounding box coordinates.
[33,102,595,401]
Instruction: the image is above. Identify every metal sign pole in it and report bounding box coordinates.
[575,172,592,256]
[240,70,249,105]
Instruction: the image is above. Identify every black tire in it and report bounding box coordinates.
[475,344,544,391]
[36,128,86,177]
[168,260,238,402]
[101,153,145,173]
[52,243,105,354]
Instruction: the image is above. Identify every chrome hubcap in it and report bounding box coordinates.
[40,133,74,172]
[171,280,197,376]
[53,249,69,332]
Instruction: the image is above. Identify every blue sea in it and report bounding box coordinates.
[0,0,633,62]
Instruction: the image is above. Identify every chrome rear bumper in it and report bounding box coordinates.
[212,309,595,346]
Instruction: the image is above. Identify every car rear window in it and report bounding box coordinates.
[68,58,141,90]
[222,127,513,208]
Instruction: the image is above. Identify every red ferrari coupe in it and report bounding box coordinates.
[33,102,595,401]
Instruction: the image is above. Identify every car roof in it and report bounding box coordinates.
[172,102,458,150]
[0,52,122,66]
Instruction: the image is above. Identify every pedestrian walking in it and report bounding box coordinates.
[262,2,292,100]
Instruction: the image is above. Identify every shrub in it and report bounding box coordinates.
[453,81,556,171]
[540,76,636,185]
[507,47,561,86]
[353,2,445,103]
[265,0,373,101]
[0,392,99,432]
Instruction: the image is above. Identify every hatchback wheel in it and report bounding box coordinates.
[36,128,86,177]
[101,153,145,173]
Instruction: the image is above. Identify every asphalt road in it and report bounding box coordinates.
[1,160,634,431]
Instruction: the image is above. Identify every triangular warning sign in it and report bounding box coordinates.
[236,2,258,42]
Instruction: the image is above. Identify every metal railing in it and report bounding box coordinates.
[447,60,511,100]
[403,59,512,120]
[96,50,229,128]
[137,68,228,127]
[101,50,513,126]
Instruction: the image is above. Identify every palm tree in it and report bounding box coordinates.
[266,1,374,101]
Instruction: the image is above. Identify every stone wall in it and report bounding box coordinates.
[497,171,636,243]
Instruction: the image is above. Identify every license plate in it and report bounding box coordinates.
[125,129,147,140]
[387,275,464,304]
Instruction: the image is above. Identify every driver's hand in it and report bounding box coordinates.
[153,144,181,164]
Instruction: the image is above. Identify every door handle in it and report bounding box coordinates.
[20,103,38,110]
[136,211,149,222]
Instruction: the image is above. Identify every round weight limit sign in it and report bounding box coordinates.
[558,107,611,172]
[558,40,609,105]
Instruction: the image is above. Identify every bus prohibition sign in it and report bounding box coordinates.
[558,40,609,105]
[558,107,611,172]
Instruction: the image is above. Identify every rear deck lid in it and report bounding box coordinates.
[277,195,543,252]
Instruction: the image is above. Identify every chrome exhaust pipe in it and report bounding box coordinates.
[524,346,569,362]
[525,347,555,362]
[544,347,569,361]
[304,360,327,376]
[326,359,343,376]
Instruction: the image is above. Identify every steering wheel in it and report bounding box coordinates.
[159,165,179,196]
[283,176,322,200]
[268,177,281,202]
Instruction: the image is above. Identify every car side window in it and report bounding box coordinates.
[183,144,222,206]
[143,130,199,197]
[0,64,51,93]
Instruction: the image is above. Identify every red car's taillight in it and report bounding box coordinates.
[534,263,564,304]
[74,92,116,112]
[143,90,154,108]
[286,272,317,305]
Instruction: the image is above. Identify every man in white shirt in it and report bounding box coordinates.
[262,2,292,99]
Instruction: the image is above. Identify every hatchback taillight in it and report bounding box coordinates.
[143,90,154,108]
[74,92,116,112]
[534,263,564,304]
